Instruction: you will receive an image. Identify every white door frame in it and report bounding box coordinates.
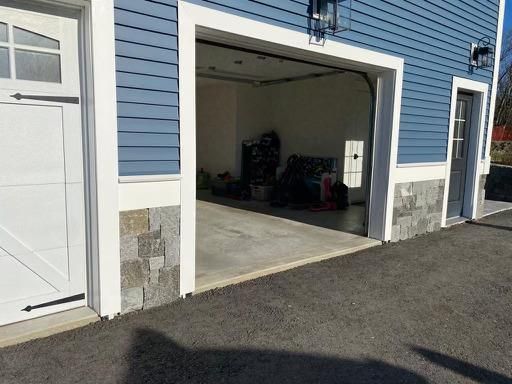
[7,0,121,318]
[178,1,404,295]
[441,77,489,226]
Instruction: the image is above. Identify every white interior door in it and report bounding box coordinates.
[343,140,365,203]
[0,6,86,326]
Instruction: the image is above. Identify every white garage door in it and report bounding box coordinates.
[0,6,86,325]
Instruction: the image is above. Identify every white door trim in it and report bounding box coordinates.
[82,0,120,318]
[178,1,404,295]
[11,0,121,318]
[442,77,489,227]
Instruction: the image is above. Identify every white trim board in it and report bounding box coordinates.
[86,0,120,318]
[178,2,404,296]
[394,164,447,183]
[119,174,181,183]
[441,77,489,227]
[483,0,506,172]
[119,180,181,211]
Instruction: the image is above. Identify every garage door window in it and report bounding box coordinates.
[0,21,61,83]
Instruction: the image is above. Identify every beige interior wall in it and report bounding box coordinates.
[196,81,238,176]
[195,73,371,200]
[269,73,371,201]
[234,84,274,175]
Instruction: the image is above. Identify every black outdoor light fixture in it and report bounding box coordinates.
[470,37,494,69]
[311,0,352,35]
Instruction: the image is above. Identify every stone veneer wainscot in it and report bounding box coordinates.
[392,179,445,242]
[119,207,180,313]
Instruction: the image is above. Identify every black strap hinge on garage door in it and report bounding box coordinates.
[10,93,80,104]
[21,293,85,312]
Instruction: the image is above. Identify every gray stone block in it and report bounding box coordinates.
[120,209,149,237]
[434,197,444,212]
[159,265,179,285]
[391,225,400,242]
[411,209,423,226]
[425,188,439,205]
[160,206,180,239]
[412,180,429,194]
[397,216,412,228]
[155,207,180,267]
[429,212,442,224]
[415,192,427,208]
[121,259,147,289]
[402,195,416,210]
[396,183,412,198]
[138,230,164,258]
[120,235,138,261]
[399,225,409,241]
[417,218,428,235]
[121,287,143,313]
[144,266,180,309]
[149,207,161,232]
[164,238,180,267]
[148,269,160,285]
[392,207,400,225]
[149,256,165,270]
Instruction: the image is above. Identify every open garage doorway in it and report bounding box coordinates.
[194,39,381,291]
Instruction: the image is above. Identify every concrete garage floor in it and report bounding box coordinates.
[197,190,367,234]
[195,199,376,291]
[1,211,512,383]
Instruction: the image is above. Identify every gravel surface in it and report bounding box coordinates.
[1,211,512,383]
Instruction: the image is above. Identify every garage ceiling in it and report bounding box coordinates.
[196,41,341,85]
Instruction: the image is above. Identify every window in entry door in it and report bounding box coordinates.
[452,99,467,159]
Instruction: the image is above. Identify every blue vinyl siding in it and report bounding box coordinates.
[114,0,500,175]
[184,0,499,165]
[114,0,179,176]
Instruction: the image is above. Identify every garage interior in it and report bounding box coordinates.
[195,40,380,291]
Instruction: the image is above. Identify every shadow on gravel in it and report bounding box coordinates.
[468,221,512,232]
[413,346,512,384]
[124,329,428,383]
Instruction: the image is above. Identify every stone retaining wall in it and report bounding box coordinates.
[485,164,512,202]
[119,206,180,313]
[391,179,445,242]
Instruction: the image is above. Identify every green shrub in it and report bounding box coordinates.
[491,141,512,166]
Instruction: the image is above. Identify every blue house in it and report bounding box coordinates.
[0,0,505,328]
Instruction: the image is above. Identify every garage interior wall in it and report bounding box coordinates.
[196,73,371,201]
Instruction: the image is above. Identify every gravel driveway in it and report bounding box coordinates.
[1,211,512,383]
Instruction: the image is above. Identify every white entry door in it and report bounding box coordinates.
[0,6,86,325]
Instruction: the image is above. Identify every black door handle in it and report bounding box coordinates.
[10,93,79,104]
[353,154,359,160]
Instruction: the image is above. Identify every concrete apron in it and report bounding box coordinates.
[0,307,99,348]
[195,238,380,294]
[195,201,380,293]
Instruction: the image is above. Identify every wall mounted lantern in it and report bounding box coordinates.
[311,0,352,35]
[470,37,494,69]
